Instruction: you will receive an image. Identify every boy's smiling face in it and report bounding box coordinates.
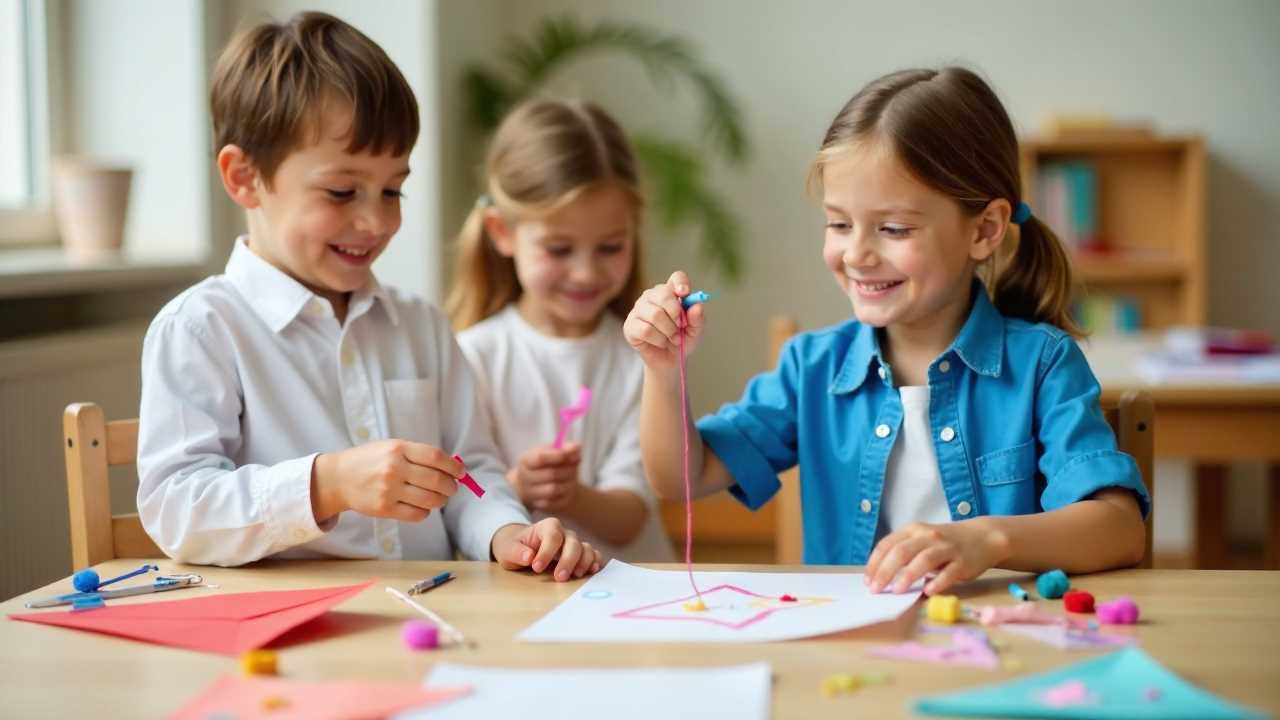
[220,103,411,317]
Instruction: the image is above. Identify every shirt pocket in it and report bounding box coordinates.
[384,378,440,446]
[975,439,1038,515]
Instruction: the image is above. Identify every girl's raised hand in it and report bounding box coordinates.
[623,270,706,371]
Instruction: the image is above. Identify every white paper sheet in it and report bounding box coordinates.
[400,662,770,720]
[518,560,920,643]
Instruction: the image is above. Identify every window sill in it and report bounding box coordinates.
[0,246,207,299]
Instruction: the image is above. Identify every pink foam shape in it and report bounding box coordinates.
[552,386,592,449]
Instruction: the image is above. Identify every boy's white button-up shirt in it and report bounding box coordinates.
[136,238,530,566]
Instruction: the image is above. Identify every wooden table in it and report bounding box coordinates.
[2,560,1278,718]
[1083,336,1280,569]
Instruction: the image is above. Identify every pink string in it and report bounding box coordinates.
[678,310,703,603]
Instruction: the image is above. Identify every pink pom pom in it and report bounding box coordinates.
[1097,596,1140,625]
[401,620,439,650]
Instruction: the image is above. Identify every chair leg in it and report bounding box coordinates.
[1268,464,1280,570]
[1194,463,1229,569]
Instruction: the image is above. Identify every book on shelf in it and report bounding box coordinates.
[1036,161,1102,252]
[1073,295,1141,335]
[1134,327,1280,384]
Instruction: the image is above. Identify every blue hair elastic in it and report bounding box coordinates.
[1012,201,1032,225]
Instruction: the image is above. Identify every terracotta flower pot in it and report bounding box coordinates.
[52,158,133,260]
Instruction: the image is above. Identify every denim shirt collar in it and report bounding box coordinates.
[830,280,1004,394]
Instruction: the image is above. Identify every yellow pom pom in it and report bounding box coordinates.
[926,595,961,624]
[683,599,707,612]
[240,649,278,676]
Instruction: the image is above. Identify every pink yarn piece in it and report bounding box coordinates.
[1037,679,1098,707]
[1097,596,1140,625]
[678,311,703,604]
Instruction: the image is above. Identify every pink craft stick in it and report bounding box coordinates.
[451,455,484,498]
[552,386,593,449]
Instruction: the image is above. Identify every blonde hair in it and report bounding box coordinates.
[210,11,418,187]
[810,67,1083,337]
[446,98,646,331]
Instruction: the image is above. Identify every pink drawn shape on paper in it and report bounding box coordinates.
[168,673,471,720]
[868,625,1000,670]
[552,386,592,449]
[451,455,485,498]
[611,584,832,630]
[1001,622,1136,650]
[1036,679,1099,707]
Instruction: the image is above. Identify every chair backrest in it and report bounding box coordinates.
[64,402,163,569]
[768,317,1156,569]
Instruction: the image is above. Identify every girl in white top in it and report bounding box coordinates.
[449,98,675,562]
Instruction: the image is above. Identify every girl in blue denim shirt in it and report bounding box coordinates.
[623,67,1150,596]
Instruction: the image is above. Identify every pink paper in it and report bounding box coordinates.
[169,673,470,719]
[1001,622,1136,650]
[868,625,999,669]
[10,581,374,656]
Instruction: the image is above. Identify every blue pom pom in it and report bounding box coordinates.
[72,569,100,593]
[1036,569,1070,599]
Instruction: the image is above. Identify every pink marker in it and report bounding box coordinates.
[451,455,485,498]
[552,386,592,449]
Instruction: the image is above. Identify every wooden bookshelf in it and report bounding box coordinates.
[1020,133,1206,329]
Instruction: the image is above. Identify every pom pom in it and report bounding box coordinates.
[240,649,278,675]
[400,620,439,650]
[72,569,100,593]
[1036,569,1070,599]
[1097,596,1140,625]
[925,595,960,624]
[1063,589,1095,613]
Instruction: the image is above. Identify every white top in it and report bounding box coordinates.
[876,385,951,541]
[136,238,530,566]
[457,305,675,562]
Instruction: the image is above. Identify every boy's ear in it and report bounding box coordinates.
[217,145,262,210]
[482,208,516,257]
[970,198,1011,263]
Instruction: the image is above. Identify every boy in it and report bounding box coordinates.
[136,11,601,581]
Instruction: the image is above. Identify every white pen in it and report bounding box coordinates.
[385,586,472,647]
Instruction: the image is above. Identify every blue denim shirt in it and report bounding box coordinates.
[697,284,1150,565]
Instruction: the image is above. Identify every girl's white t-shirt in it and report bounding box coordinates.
[457,305,676,562]
[876,385,952,542]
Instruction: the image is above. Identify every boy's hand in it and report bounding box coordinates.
[507,443,582,512]
[864,519,1010,596]
[623,270,706,370]
[491,518,604,582]
[311,440,462,523]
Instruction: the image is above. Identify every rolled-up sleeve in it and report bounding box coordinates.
[136,315,328,566]
[696,338,802,511]
[1035,335,1151,517]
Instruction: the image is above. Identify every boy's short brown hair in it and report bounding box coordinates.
[210,11,419,186]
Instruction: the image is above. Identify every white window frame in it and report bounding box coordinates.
[1,0,57,246]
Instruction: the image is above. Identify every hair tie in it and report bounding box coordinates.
[1012,201,1032,224]
[475,193,493,209]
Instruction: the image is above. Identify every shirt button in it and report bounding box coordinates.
[956,501,972,516]
[939,360,951,373]
[875,424,890,438]
[356,426,370,441]
[877,367,887,380]
[341,349,354,367]
[860,499,872,513]
[940,426,956,442]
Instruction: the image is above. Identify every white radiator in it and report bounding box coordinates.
[0,322,146,600]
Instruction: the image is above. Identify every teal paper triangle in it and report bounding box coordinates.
[915,647,1266,719]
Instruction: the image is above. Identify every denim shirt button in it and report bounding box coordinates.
[875,424,890,438]
[860,499,872,513]
[956,500,972,516]
[940,426,956,442]
[878,366,887,380]
[939,360,951,373]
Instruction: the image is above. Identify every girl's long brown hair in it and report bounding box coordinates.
[446,98,646,331]
[812,67,1082,336]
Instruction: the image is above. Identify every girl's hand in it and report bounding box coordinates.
[864,519,1010,596]
[491,518,604,582]
[507,444,582,512]
[311,440,462,523]
[623,270,706,370]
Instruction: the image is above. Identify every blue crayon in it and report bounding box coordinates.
[680,290,715,309]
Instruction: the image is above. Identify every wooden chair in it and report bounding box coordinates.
[769,317,1157,569]
[64,402,163,569]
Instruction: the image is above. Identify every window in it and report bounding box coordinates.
[1,0,55,245]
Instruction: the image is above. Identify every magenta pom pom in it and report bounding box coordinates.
[1097,596,1140,625]
[401,620,439,650]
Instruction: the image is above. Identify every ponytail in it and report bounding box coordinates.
[988,215,1084,337]
[445,204,520,331]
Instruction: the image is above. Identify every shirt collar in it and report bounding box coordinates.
[829,280,1003,394]
[224,236,398,332]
